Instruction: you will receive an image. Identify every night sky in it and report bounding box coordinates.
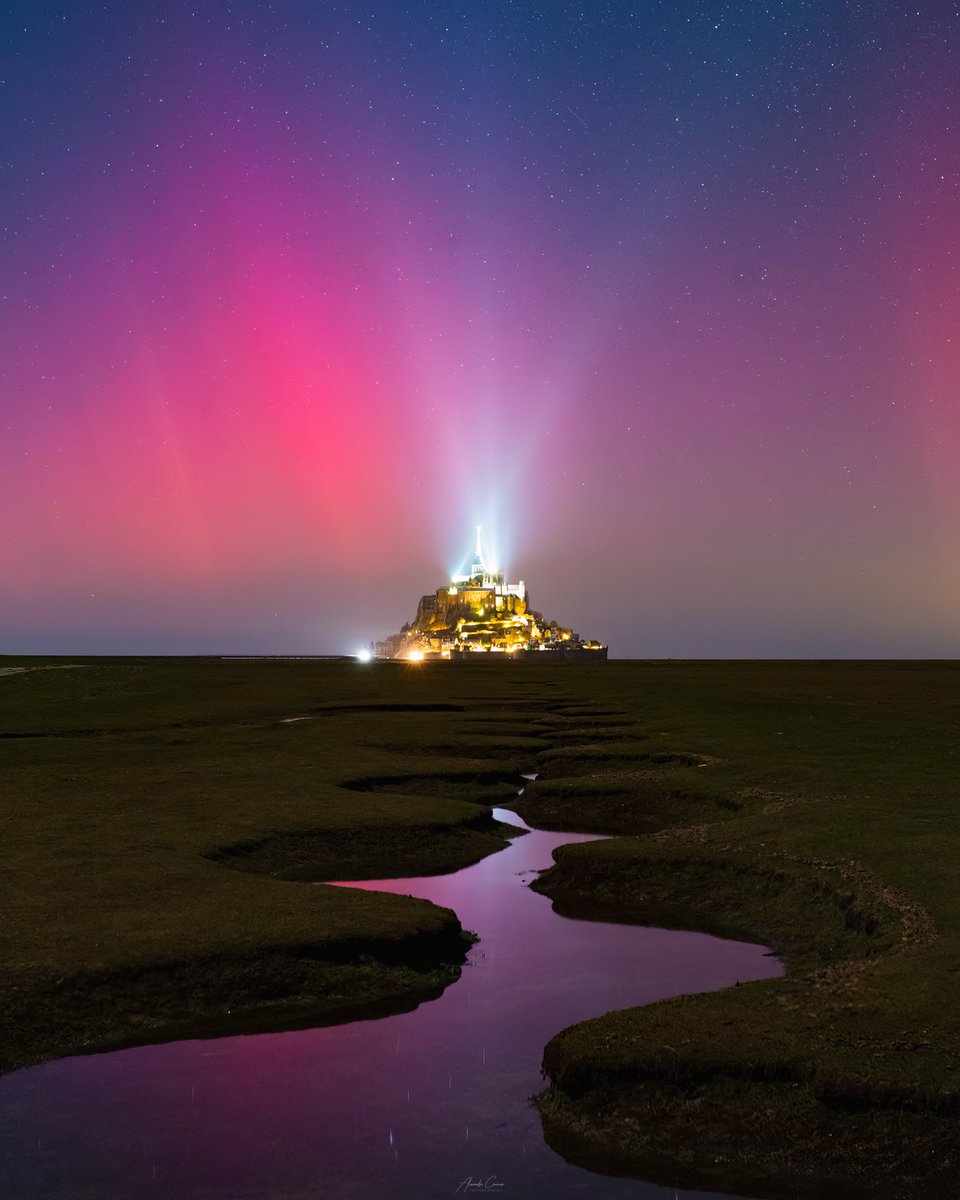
[4,1,959,657]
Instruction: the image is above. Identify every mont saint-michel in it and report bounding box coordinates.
[376,530,607,661]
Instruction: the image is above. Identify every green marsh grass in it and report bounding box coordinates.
[4,656,960,1194]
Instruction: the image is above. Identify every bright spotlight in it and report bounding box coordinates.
[408,650,425,663]
[356,648,372,663]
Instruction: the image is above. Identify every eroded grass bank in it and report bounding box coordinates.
[523,660,960,1198]
[0,656,575,1072]
[5,657,960,1197]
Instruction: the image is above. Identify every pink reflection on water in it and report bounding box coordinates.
[0,807,780,1200]
[331,807,778,1053]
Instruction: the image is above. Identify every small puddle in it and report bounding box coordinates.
[0,806,780,1200]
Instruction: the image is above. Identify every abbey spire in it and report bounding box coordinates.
[470,525,486,581]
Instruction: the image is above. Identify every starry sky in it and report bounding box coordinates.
[3,1,959,657]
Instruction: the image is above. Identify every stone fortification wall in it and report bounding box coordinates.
[414,593,438,628]
[447,645,607,663]
[412,584,529,635]
[419,586,495,631]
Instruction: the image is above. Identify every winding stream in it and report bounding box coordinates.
[0,807,781,1199]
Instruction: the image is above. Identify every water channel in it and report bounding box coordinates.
[0,805,782,1199]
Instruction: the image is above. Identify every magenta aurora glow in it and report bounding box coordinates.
[3,2,959,657]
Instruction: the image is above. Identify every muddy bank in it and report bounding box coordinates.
[512,773,738,835]
[538,1077,960,1200]
[1,919,473,1077]
[206,811,522,880]
[532,834,957,1198]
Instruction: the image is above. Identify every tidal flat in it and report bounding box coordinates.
[2,656,959,1197]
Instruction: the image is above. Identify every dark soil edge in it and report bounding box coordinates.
[1,922,474,1077]
[530,838,954,1199]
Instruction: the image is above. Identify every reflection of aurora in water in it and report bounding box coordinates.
[0,807,778,1200]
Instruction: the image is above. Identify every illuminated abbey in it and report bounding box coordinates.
[376,529,607,661]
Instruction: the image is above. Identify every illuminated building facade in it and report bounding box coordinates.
[376,529,607,661]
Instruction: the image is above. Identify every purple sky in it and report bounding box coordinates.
[3,1,959,656]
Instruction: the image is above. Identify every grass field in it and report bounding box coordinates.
[3,656,959,1197]
[0,656,555,1071]
[523,660,960,1199]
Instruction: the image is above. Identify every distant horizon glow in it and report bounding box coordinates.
[3,3,960,658]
